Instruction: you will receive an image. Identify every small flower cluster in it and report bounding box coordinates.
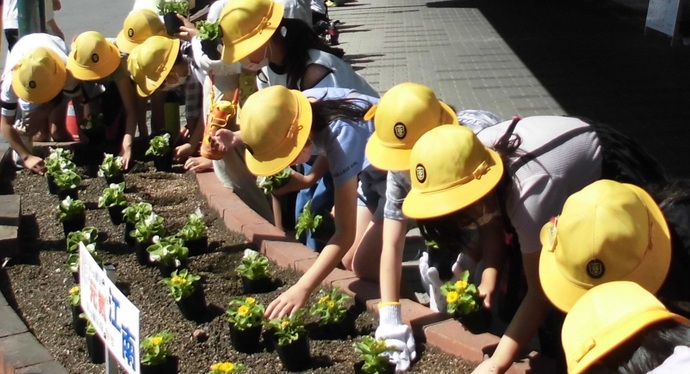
[160,269,201,302]
[267,309,307,346]
[226,296,265,330]
[309,288,351,325]
[235,249,270,280]
[440,270,480,316]
[208,361,246,374]
[140,330,175,366]
[98,153,124,180]
[57,196,85,222]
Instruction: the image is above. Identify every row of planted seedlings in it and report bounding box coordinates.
[48,146,399,374]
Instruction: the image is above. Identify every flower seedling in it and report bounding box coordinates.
[130,212,166,244]
[98,183,127,208]
[309,288,351,325]
[66,243,102,273]
[440,270,481,316]
[98,153,124,180]
[176,208,207,241]
[140,330,175,366]
[66,226,98,253]
[226,296,265,330]
[45,148,76,177]
[196,20,220,41]
[67,286,80,307]
[208,361,246,374]
[158,0,190,16]
[353,336,397,374]
[146,133,172,157]
[267,309,307,346]
[235,249,270,280]
[122,202,153,225]
[57,196,85,222]
[147,235,188,267]
[256,167,291,195]
[79,113,105,143]
[85,318,97,336]
[295,199,322,240]
[53,169,82,191]
[160,269,201,302]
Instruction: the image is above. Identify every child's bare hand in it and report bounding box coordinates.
[264,285,310,320]
[173,143,194,162]
[212,129,240,153]
[24,155,45,175]
[177,14,197,41]
[184,156,213,173]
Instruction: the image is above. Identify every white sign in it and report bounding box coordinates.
[645,0,681,40]
[80,243,141,374]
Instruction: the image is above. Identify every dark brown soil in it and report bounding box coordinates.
[1,156,476,373]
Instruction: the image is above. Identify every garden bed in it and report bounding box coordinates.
[2,158,476,373]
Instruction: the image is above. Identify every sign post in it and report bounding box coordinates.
[80,243,141,374]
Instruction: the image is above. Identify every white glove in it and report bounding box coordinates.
[419,252,476,312]
[375,303,416,372]
[191,37,242,77]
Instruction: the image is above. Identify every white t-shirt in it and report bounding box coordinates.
[258,49,378,97]
[3,0,18,29]
[275,0,312,25]
[1,33,79,115]
[476,116,602,254]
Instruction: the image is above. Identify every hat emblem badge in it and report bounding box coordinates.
[415,164,426,183]
[393,122,406,140]
[28,80,36,89]
[128,28,134,37]
[91,53,99,63]
[586,259,605,279]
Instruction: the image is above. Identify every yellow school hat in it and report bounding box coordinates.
[240,85,312,176]
[12,47,67,104]
[127,35,180,97]
[365,82,458,171]
[402,125,503,219]
[117,9,167,54]
[539,179,672,312]
[68,31,121,81]
[562,281,689,374]
[219,0,284,63]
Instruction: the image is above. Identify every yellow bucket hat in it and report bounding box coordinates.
[402,125,503,219]
[12,47,67,104]
[562,281,689,374]
[219,0,284,63]
[539,179,672,313]
[116,9,166,54]
[240,85,312,176]
[67,31,121,81]
[126,35,180,97]
[364,82,458,171]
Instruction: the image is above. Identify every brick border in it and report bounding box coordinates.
[195,173,556,373]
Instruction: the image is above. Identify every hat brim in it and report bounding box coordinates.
[67,43,121,81]
[402,148,503,219]
[569,309,689,374]
[366,101,459,171]
[12,49,66,104]
[116,30,139,54]
[244,89,312,176]
[539,183,672,313]
[220,2,284,64]
[135,38,180,97]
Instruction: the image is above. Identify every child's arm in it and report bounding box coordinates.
[46,19,64,40]
[265,177,358,319]
[476,218,506,309]
[116,76,140,170]
[0,113,44,174]
[174,115,204,161]
[273,155,329,195]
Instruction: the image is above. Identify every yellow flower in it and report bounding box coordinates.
[318,295,330,304]
[218,362,235,372]
[171,276,187,285]
[69,286,80,295]
[280,320,290,329]
[454,280,468,293]
[151,336,163,346]
[237,305,249,316]
[327,300,336,309]
[245,297,255,305]
[446,291,459,304]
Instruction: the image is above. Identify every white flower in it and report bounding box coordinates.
[193,207,204,219]
[61,196,74,208]
[243,249,259,259]
[144,213,159,226]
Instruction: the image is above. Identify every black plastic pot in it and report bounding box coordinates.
[353,361,396,374]
[153,154,173,172]
[200,38,221,60]
[274,334,311,372]
[85,333,105,364]
[107,205,125,225]
[163,12,183,35]
[104,173,124,185]
[241,276,274,294]
[135,240,153,266]
[184,236,208,257]
[158,260,185,278]
[457,307,492,335]
[57,187,79,201]
[124,221,136,247]
[47,174,58,194]
[62,215,86,237]
[176,283,206,320]
[229,324,262,353]
[140,355,179,374]
[71,305,86,337]
[308,314,355,340]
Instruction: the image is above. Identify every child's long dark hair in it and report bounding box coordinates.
[310,97,371,132]
[586,320,690,374]
[270,18,341,90]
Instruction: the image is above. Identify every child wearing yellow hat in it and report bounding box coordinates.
[0,33,83,174]
[224,85,382,321]
[561,281,690,373]
[402,116,668,374]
